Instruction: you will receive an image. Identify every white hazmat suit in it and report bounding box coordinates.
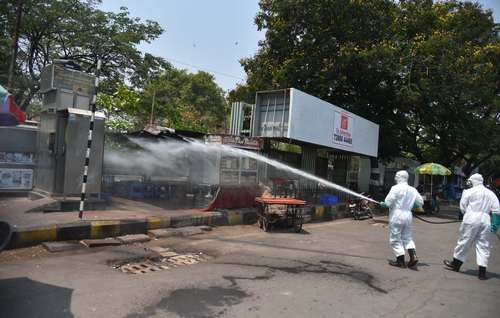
[452,174,499,268]
[385,171,423,261]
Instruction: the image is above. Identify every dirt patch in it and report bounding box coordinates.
[0,245,48,263]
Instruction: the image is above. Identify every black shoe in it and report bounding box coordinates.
[389,255,406,268]
[443,258,462,272]
[478,266,487,280]
[407,249,418,268]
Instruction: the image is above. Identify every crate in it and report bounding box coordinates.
[319,195,338,205]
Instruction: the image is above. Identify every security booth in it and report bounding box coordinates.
[35,108,105,196]
[230,88,379,202]
[34,60,105,198]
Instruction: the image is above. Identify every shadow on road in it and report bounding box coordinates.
[463,269,500,280]
[183,234,386,261]
[217,259,388,294]
[0,277,74,318]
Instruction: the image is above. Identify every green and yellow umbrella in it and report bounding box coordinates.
[414,163,451,198]
[414,163,451,176]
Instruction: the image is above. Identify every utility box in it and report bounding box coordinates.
[35,108,105,196]
[39,61,95,112]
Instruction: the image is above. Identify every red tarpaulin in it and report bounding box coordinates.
[0,86,26,126]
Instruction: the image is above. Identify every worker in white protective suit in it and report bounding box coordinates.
[379,170,423,268]
[444,173,500,280]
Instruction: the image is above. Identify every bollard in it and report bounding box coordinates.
[0,221,12,251]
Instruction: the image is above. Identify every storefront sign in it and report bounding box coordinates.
[206,135,263,150]
[333,111,354,147]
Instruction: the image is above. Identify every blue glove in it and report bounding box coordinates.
[379,201,388,209]
[412,202,421,210]
[491,214,500,233]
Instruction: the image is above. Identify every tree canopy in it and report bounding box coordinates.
[231,0,500,175]
[1,0,228,133]
[0,0,163,109]
[99,68,228,133]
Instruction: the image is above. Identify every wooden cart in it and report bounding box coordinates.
[255,197,306,233]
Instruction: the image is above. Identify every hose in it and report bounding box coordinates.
[412,213,461,224]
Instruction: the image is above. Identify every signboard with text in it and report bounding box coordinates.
[333,111,354,147]
[287,88,379,157]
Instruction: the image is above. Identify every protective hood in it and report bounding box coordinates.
[395,170,409,184]
[468,173,483,187]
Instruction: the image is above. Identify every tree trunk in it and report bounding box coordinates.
[7,0,23,90]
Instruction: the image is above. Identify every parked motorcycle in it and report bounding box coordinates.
[348,193,373,220]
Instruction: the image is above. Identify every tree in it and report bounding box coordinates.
[97,84,140,132]
[0,0,163,109]
[231,0,500,173]
[99,68,228,133]
[394,0,500,174]
[140,69,228,132]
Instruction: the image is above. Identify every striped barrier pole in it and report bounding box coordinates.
[79,60,102,219]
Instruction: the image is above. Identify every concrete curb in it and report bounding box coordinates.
[6,203,350,249]
[7,212,223,249]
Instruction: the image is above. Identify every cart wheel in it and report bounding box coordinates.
[263,218,270,232]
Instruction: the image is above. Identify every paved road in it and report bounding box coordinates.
[0,218,499,317]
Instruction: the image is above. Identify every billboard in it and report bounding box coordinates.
[287,88,379,157]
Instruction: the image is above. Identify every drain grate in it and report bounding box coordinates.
[114,252,208,274]
[120,261,170,274]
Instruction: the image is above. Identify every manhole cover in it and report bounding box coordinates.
[113,252,209,274]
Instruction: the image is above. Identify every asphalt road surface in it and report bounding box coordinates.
[1,218,499,318]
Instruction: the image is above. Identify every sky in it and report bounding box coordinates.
[99,0,499,92]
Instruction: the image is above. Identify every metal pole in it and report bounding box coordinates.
[79,60,101,219]
[7,0,23,90]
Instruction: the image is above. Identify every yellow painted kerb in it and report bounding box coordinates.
[227,211,243,225]
[315,206,325,219]
[16,226,57,245]
[90,220,120,238]
[147,216,171,230]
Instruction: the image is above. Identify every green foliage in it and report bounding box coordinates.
[140,69,228,132]
[1,1,228,133]
[98,84,139,132]
[99,70,227,133]
[0,0,163,109]
[232,0,500,174]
